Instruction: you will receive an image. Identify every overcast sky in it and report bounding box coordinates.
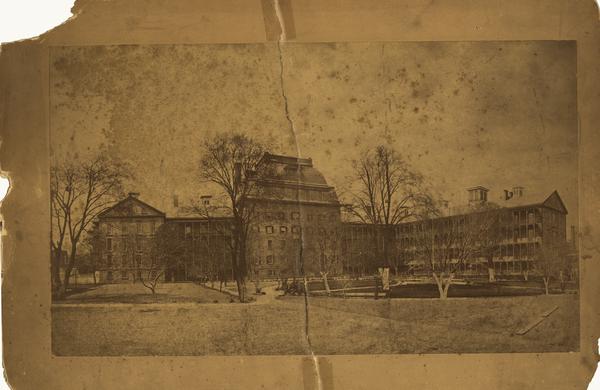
[50,41,578,226]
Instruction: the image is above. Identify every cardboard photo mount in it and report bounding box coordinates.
[1,0,599,389]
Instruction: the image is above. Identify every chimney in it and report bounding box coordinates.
[513,186,524,198]
[128,192,140,198]
[201,195,212,206]
[467,186,489,206]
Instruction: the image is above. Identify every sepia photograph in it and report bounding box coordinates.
[49,41,579,356]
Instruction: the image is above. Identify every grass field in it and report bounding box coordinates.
[52,289,578,355]
[55,282,237,304]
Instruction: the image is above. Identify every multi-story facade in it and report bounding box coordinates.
[93,193,166,283]
[247,153,342,279]
[91,154,571,283]
[343,186,570,278]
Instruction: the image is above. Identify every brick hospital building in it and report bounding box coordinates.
[90,153,573,283]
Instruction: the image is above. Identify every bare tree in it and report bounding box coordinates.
[346,145,437,270]
[415,216,481,299]
[535,241,569,295]
[143,223,189,294]
[198,133,271,302]
[51,153,127,297]
[315,226,343,295]
[51,161,78,295]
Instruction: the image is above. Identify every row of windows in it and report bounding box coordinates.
[390,243,540,260]
[260,211,337,222]
[105,237,144,252]
[105,253,143,268]
[259,225,303,234]
[346,208,558,237]
[259,255,275,265]
[348,221,547,240]
[103,221,157,235]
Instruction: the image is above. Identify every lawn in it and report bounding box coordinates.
[55,282,236,304]
[52,293,579,355]
[308,278,577,298]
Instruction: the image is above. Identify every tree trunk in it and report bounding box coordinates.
[432,272,454,299]
[60,265,73,298]
[543,277,550,295]
[254,277,261,294]
[60,245,78,298]
[487,267,496,282]
[559,270,565,292]
[236,277,247,303]
[320,272,331,295]
[51,248,63,296]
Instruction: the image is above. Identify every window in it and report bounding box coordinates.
[121,271,128,280]
[136,237,142,251]
[292,226,301,234]
[307,214,314,222]
[279,240,286,249]
[527,211,535,225]
[280,226,288,234]
[135,254,142,268]
[266,255,274,264]
[291,212,300,220]
[122,239,128,251]
[107,224,113,236]
[106,271,113,281]
[106,254,113,267]
[267,240,273,250]
[277,212,285,220]
[265,213,273,221]
[137,222,143,234]
[106,238,112,251]
[121,255,127,268]
[252,225,260,232]
[122,223,128,235]
[265,226,274,234]
[150,221,156,234]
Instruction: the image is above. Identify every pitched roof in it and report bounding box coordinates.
[448,190,568,216]
[259,153,332,188]
[98,194,166,218]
